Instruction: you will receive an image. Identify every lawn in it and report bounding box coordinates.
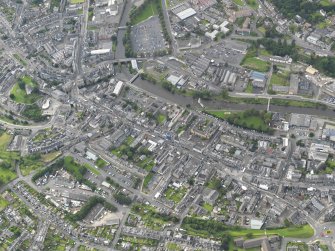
[203,202,214,212]
[259,49,271,56]
[0,197,9,211]
[41,151,61,163]
[19,154,44,176]
[166,242,182,251]
[229,224,314,238]
[70,0,85,3]
[137,157,155,171]
[270,71,290,86]
[182,217,314,240]
[156,114,167,124]
[242,57,270,72]
[131,0,159,25]
[0,132,19,186]
[143,172,154,189]
[246,0,258,9]
[165,186,187,203]
[84,163,100,175]
[245,82,253,93]
[20,151,60,176]
[271,99,326,109]
[95,157,108,168]
[10,76,41,104]
[233,0,244,6]
[0,167,17,185]
[207,110,273,134]
[13,54,27,66]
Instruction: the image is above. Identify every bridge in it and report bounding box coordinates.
[109,58,147,64]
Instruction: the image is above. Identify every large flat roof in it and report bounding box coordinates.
[176,8,196,20]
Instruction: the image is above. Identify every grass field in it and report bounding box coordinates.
[143,172,154,189]
[246,0,258,9]
[0,133,19,186]
[137,157,155,171]
[156,114,167,124]
[245,83,254,93]
[0,197,9,211]
[131,0,159,25]
[270,71,290,86]
[70,0,85,3]
[41,151,61,163]
[271,99,326,109]
[233,0,244,6]
[207,110,273,133]
[10,76,40,104]
[19,155,44,176]
[166,243,182,251]
[13,54,27,66]
[95,157,108,168]
[242,57,270,72]
[229,224,314,238]
[203,202,214,212]
[182,217,314,240]
[84,163,100,175]
[20,151,60,176]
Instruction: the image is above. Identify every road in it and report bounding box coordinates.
[161,0,178,56]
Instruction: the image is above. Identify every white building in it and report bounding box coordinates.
[113,81,124,96]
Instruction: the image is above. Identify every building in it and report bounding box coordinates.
[250,219,264,229]
[250,71,267,89]
[90,49,111,55]
[290,113,312,128]
[306,65,318,75]
[176,8,196,20]
[205,30,219,40]
[113,81,124,96]
[289,74,299,95]
[269,55,292,65]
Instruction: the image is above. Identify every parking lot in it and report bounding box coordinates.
[131,16,166,55]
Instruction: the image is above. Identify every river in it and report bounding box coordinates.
[133,78,335,118]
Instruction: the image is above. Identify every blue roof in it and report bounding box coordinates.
[251,71,266,81]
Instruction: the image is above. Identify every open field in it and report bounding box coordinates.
[182,217,314,240]
[0,132,19,186]
[13,54,27,66]
[95,157,108,168]
[270,71,290,86]
[246,0,258,9]
[10,76,40,104]
[206,110,273,133]
[84,163,100,175]
[233,0,244,6]
[41,151,61,163]
[131,0,159,25]
[242,57,270,72]
[70,0,85,3]
[0,197,9,211]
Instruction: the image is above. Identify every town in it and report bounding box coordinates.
[0,0,335,250]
